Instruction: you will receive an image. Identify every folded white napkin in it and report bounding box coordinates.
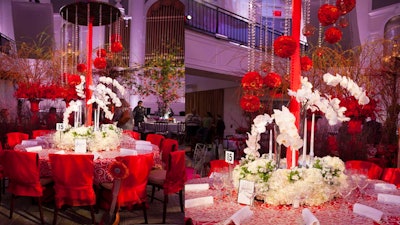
[377,193,400,205]
[55,150,66,154]
[25,145,42,152]
[185,183,209,191]
[302,208,320,225]
[135,144,153,151]
[92,151,102,160]
[374,183,397,191]
[185,196,213,208]
[120,148,138,156]
[135,140,152,145]
[223,206,254,225]
[21,140,38,146]
[353,203,383,222]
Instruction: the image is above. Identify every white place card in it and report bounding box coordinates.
[74,138,87,153]
[237,179,255,205]
[25,145,42,152]
[21,140,38,146]
[225,150,235,164]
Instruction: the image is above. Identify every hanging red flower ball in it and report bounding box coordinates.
[273,36,297,58]
[96,48,107,57]
[240,95,261,113]
[111,34,122,43]
[111,41,123,53]
[336,0,356,15]
[108,161,129,180]
[66,73,81,86]
[318,4,340,26]
[93,57,107,69]
[263,72,282,88]
[300,56,313,71]
[241,71,263,90]
[324,27,343,44]
[76,63,87,73]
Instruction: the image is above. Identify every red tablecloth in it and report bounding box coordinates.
[185,178,400,225]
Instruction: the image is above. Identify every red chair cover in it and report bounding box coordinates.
[32,129,54,139]
[160,138,179,169]
[6,132,29,149]
[345,160,383,179]
[116,153,154,207]
[122,130,141,140]
[49,154,95,208]
[164,150,187,194]
[146,133,165,148]
[208,159,240,176]
[0,151,42,196]
[381,168,400,187]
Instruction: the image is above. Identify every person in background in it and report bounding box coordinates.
[215,114,226,144]
[46,107,60,129]
[132,100,148,128]
[114,99,134,130]
[185,108,201,144]
[199,111,214,143]
[0,108,11,147]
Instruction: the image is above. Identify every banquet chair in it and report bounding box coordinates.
[49,154,96,225]
[32,129,54,139]
[345,160,383,179]
[148,150,187,224]
[208,159,240,177]
[191,143,208,177]
[5,132,29,149]
[160,138,179,170]
[146,133,165,148]
[123,129,141,140]
[381,168,400,187]
[154,121,169,137]
[0,150,52,224]
[98,153,154,224]
[175,122,186,144]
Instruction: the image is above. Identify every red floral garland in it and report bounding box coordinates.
[300,56,313,71]
[273,36,297,58]
[108,160,129,180]
[336,0,356,15]
[241,71,263,90]
[263,72,282,88]
[318,4,340,26]
[240,95,261,112]
[324,27,343,44]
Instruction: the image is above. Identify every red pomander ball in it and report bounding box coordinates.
[273,36,297,58]
[241,71,263,90]
[111,34,121,43]
[96,48,107,58]
[93,57,107,69]
[336,0,356,15]
[240,95,261,113]
[76,63,87,73]
[111,41,123,53]
[324,27,343,44]
[300,56,313,71]
[66,73,81,86]
[318,4,340,26]
[263,72,282,88]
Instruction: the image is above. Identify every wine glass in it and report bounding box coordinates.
[338,178,356,215]
[211,173,225,200]
[353,173,369,200]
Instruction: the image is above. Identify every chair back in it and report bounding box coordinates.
[381,168,400,186]
[177,122,186,134]
[6,132,29,149]
[345,160,383,179]
[160,138,179,169]
[146,133,165,148]
[32,129,54,139]
[0,151,42,196]
[49,154,95,208]
[208,159,240,176]
[123,130,141,140]
[192,143,207,176]
[154,121,169,136]
[116,153,154,206]
[164,150,186,194]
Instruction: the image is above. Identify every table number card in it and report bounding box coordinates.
[56,123,65,131]
[225,150,235,164]
[74,138,87,153]
[237,179,255,205]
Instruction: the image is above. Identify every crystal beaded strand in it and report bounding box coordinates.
[247,0,256,72]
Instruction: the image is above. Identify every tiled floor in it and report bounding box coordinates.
[0,185,185,225]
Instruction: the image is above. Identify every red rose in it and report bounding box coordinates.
[300,56,313,71]
[324,27,342,44]
[108,161,129,180]
[111,41,123,53]
[263,72,282,88]
[241,71,263,90]
[318,4,340,26]
[273,36,297,58]
[240,95,260,112]
[336,0,356,15]
[76,63,87,73]
[96,48,107,57]
[93,57,107,69]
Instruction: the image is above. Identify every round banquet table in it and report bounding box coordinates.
[185,177,400,225]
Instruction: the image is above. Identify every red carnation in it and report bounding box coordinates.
[96,48,107,58]
[111,41,123,53]
[241,71,263,90]
[336,0,356,15]
[300,56,313,71]
[240,95,261,112]
[264,72,282,88]
[76,63,87,73]
[108,161,129,180]
[318,4,340,26]
[93,57,107,69]
[274,36,297,58]
[324,27,342,44]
